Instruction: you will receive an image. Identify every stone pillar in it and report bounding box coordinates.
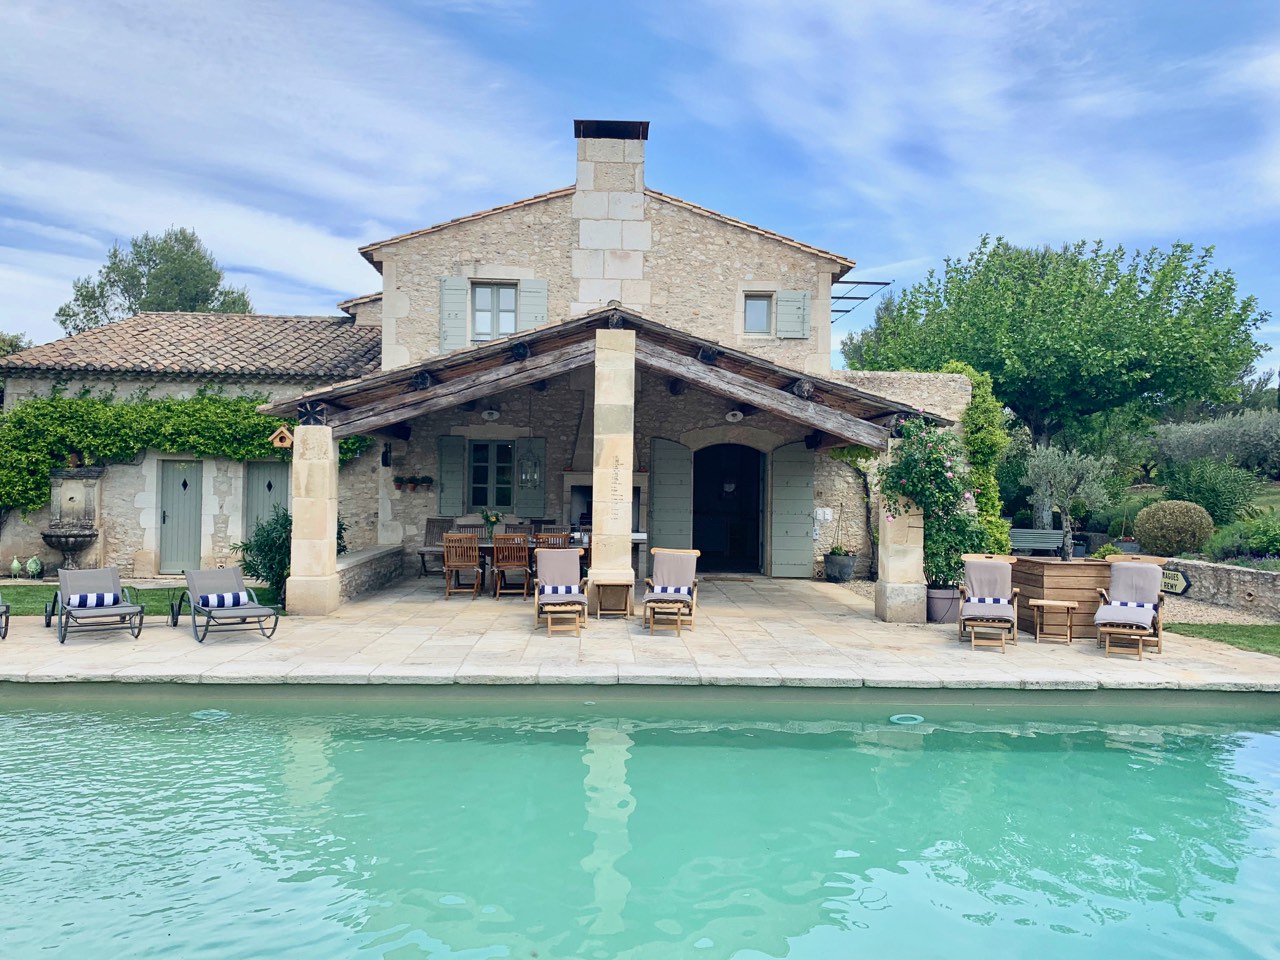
[587,330,637,599]
[873,480,927,623]
[286,425,341,616]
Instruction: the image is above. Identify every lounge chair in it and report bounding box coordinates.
[0,593,8,640]
[443,533,483,599]
[533,547,587,635]
[492,533,532,599]
[177,566,279,643]
[1095,555,1167,658]
[958,553,1020,652]
[49,567,144,644]
[643,548,700,636]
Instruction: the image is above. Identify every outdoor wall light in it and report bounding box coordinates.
[518,449,543,489]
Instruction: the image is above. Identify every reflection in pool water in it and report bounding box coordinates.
[1,696,1278,959]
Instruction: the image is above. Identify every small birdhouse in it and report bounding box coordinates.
[269,426,294,449]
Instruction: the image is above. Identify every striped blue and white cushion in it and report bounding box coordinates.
[968,596,1009,605]
[1115,600,1156,609]
[539,585,582,596]
[199,592,249,608]
[653,585,692,596]
[67,592,120,609]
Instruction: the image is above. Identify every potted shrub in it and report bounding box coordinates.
[878,416,987,623]
[823,503,856,582]
[418,474,434,490]
[405,476,418,492]
[393,475,406,491]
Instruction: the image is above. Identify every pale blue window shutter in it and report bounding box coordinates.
[513,437,546,517]
[648,438,693,549]
[517,279,548,332]
[437,436,466,517]
[440,277,469,352]
[769,441,814,576]
[775,290,811,339]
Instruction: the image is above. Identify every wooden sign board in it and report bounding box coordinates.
[1161,569,1191,595]
[269,426,294,449]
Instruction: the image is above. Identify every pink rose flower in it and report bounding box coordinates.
[945,471,953,478]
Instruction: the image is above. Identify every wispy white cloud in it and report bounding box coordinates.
[0,0,567,343]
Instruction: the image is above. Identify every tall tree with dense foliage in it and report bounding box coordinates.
[942,360,1012,553]
[842,237,1268,446]
[0,332,32,356]
[54,227,253,334]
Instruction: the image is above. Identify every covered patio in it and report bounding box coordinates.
[262,307,933,620]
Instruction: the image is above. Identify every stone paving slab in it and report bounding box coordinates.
[0,576,1277,692]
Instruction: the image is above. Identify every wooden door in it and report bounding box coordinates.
[160,460,203,574]
[245,461,290,534]
[648,438,692,549]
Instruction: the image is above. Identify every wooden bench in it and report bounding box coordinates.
[1009,528,1065,555]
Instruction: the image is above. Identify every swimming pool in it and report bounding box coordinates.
[2,686,1278,959]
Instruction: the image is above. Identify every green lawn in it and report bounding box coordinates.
[1167,622,1280,657]
[1255,481,1280,513]
[0,584,280,618]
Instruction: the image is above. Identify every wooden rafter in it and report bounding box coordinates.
[634,340,889,450]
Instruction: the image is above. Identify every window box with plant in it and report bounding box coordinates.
[877,416,988,622]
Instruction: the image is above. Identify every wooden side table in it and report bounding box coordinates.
[1029,598,1078,644]
[594,580,634,619]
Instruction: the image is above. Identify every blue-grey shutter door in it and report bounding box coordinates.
[440,277,469,352]
[159,460,203,574]
[517,279,548,332]
[513,437,546,517]
[245,461,290,533]
[775,290,811,339]
[769,442,814,577]
[437,436,466,517]
[648,438,692,550]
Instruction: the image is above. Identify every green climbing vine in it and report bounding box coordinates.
[0,389,371,518]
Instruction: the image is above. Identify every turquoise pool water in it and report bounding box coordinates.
[2,688,1279,959]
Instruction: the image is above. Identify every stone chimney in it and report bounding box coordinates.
[571,120,651,315]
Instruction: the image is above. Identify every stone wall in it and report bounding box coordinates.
[1,375,306,412]
[337,545,404,601]
[1164,558,1280,622]
[832,370,972,423]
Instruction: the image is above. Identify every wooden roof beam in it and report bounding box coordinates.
[634,341,888,450]
[325,340,596,439]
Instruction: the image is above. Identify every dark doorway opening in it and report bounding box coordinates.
[692,444,763,572]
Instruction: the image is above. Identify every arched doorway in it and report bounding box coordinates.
[692,444,764,572]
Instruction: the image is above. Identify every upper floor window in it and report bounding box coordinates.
[472,283,517,342]
[743,294,773,335]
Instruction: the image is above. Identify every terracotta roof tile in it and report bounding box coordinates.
[0,312,382,381]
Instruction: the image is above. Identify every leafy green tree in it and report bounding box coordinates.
[941,360,1012,553]
[843,236,1269,447]
[55,227,252,334]
[0,332,32,356]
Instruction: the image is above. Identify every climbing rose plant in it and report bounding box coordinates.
[876,416,987,587]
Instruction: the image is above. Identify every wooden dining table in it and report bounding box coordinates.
[452,531,650,590]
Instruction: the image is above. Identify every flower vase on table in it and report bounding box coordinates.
[480,510,503,543]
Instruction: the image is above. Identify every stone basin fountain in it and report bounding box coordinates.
[41,528,99,571]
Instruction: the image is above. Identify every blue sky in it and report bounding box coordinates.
[2,0,1278,372]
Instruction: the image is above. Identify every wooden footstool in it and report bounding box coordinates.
[1029,598,1078,644]
[543,605,583,637]
[646,601,690,636]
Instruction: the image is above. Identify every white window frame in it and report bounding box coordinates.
[743,292,774,336]
[471,282,518,343]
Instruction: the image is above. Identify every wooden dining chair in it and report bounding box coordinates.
[533,532,571,549]
[492,533,532,599]
[442,533,483,599]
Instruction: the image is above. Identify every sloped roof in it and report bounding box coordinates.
[356,186,856,275]
[337,291,382,316]
[0,313,382,381]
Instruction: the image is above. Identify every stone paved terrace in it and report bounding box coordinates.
[2,576,1279,691]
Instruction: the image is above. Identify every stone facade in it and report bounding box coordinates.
[833,370,972,423]
[337,545,404,601]
[0,375,378,576]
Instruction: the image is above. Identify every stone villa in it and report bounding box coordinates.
[0,120,967,619]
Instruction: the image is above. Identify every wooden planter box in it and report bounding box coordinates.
[1012,557,1110,640]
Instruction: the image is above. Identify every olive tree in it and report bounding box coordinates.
[1024,447,1112,560]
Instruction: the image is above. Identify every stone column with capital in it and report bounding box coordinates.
[286,424,341,616]
[586,329,637,606]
